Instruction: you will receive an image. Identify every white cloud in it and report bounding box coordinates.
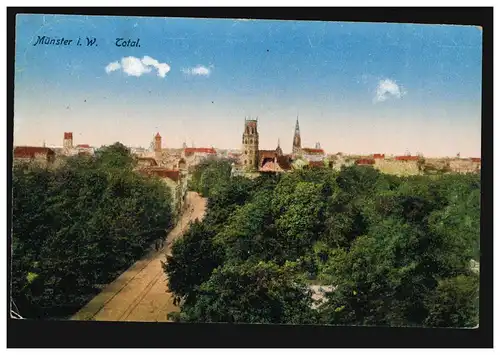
[182,65,212,76]
[105,56,171,78]
[105,61,121,73]
[374,78,406,103]
[121,56,152,77]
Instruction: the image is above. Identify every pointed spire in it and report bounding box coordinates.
[277,138,280,147]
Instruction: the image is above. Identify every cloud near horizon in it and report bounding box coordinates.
[373,78,406,103]
[182,65,212,76]
[105,56,171,78]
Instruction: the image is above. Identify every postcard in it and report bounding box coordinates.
[12,14,481,328]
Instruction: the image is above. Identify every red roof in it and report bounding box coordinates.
[395,156,420,161]
[302,148,325,155]
[356,158,375,165]
[259,150,277,159]
[184,147,216,155]
[276,155,292,171]
[64,132,73,139]
[373,154,385,159]
[309,161,325,168]
[14,146,55,159]
[259,161,283,173]
[137,168,180,182]
[471,158,481,163]
[155,132,161,138]
[76,144,91,149]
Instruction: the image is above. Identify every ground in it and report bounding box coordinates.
[71,191,207,322]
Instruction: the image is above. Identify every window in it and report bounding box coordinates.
[245,150,248,155]
[250,138,253,144]
[244,160,247,165]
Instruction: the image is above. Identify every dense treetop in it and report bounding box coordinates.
[166,162,480,327]
[12,142,174,319]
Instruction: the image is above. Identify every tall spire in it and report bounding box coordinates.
[293,115,302,154]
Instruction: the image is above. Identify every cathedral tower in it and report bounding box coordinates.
[242,117,259,171]
[292,117,301,154]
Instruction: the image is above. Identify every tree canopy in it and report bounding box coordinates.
[12,143,174,319]
[166,164,480,327]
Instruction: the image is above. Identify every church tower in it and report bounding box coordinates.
[63,132,73,149]
[292,117,301,154]
[154,132,162,152]
[276,138,283,156]
[242,117,259,171]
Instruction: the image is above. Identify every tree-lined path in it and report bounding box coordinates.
[71,191,207,322]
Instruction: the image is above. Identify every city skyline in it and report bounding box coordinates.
[14,15,482,157]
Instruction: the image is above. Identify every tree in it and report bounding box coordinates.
[188,158,232,198]
[424,274,479,328]
[95,142,134,170]
[214,190,283,264]
[162,160,480,327]
[12,146,174,319]
[163,221,222,304]
[273,181,326,261]
[176,261,317,324]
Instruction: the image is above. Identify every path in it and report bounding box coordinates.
[71,191,207,322]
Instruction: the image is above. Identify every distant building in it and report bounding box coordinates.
[136,157,158,168]
[291,117,326,160]
[241,118,259,171]
[154,132,162,153]
[355,158,376,166]
[394,155,420,161]
[75,144,94,156]
[374,155,421,176]
[63,132,73,149]
[14,146,56,166]
[182,147,217,167]
[449,158,481,174]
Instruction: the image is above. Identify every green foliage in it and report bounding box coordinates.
[188,158,232,198]
[12,143,174,319]
[163,221,222,301]
[95,142,135,170]
[424,274,479,328]
[178,261,317,324]
[165,164,480,327]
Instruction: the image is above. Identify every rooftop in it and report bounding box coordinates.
[14,146,55,158]
[184,147,217,155]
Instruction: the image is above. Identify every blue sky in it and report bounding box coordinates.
[14,14,482,156]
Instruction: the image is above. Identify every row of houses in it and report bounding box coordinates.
[351,154,481,176]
